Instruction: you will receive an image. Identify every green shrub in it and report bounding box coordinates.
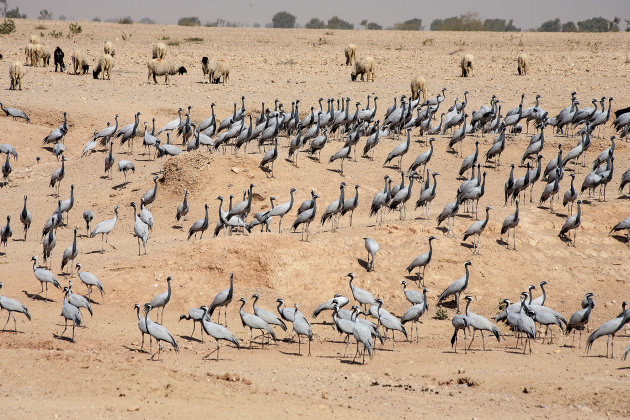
[0,18,16,35]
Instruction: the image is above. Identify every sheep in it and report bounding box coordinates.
[147,58,187,84]
[72,50,90,75]
[9,61,24,90]
[350,56,375,82]
[54,47,65,72]
[37,44,51,67]
[29,34,40,45]
[25,43,36,66]
[152,42,167,59]
[410,75,427,101]
[460,53,474,77]
[344,43,356,66]
[93,53,114,80]
[517,53,528,76]
[211,61,230,84]
[104,41,115,57]
[201,56,212,82]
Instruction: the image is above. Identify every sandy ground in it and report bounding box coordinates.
[0,20,630,418]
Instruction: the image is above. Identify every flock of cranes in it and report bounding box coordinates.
[0,85,629,365]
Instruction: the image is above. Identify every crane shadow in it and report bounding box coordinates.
[610,234,629,245]
[22,290,52,302]
[52,333,74,343]
[617,194,630,200]
[495,238,509,246]
[460,242,474,250]
[357,259,370,270]
[122,344,148,354]
[437,300,458,311]
[179,334,203,343]
[112,182,129,190]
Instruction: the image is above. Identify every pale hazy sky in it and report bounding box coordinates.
[15,0,630,30]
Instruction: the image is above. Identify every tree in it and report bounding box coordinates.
[505,19,520,32]
[361,19,368,29]
[430,13,483,31]
[178,16,200,26]
[562,21,577,32]
[577,17,610,32]
[139,17,155,25]
[625,19,630,32]
[367,22,382,30]
[119,16,133,24]
[483,19,506,31]
[305,18,325,29]
[5,6,25,19]
[272,11,296,28]
[538,18,561,32]
[327,16,353,30]
[39,9,53,20]
[394,18,422,31]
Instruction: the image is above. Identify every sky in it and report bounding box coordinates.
[14,0,630,30]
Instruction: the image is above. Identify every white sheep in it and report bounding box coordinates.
[72,50,90,75]
[37,44,51,67]
[9,61,24,90]
[344,43,356,66]
[351,56,375,82]
[517,53,528,76]
[104,41,115,57]
[147,58,187,84]
[93,53,114,80]
[152,42,167,59]
[25,43,36,66]
[410,75,427,101]
[461,53,474,77]
[29,34,40,45]
[211,61,230,84]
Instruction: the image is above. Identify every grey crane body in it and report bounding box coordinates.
[459,140,478,178]
[42,220,56,266]
[144,304,178,359]
[401,294,428,342]
[321,182,345,230]
[60,227,78,273]
[375,299,408,346]
[610,217,630,244]
[292,304,312,356]
[60,294,81,341]
[188,203,209,240]
[566,293,594,346]
[176,189,189,223]
[209,273,233,326]
[238,298,276,346]
[20,195,32,240]
[363,237,379,272]
[49,155,67,194]
[438,261,471,313]
[179,306,206,341]
[252,294,287,331]
[463,296,501,350]
[59,184,75,225]
[268,188,296,233]
[142,176,159,208]
[130,202,149,255]
[501,199,519,249]
[504,297,536,354]
[76,263,103,299]
[32,256,60,300]
[351,310,374,363]
[313,294,350,318]
[139,199,153,230]
[383,129,411,170]
[388,172,416,220]
[348,273,377,310]
[43,112,68,144]
[117,160,135,183]
[409,138,434,175]
[586,305,629,358]
[65,283,93,317]
[451,314,470,353]
[0,282,31,331]
[116,112,141,151]
[147,276,172,324]
[291,194,319,241]
[90,205,118,252]
[559,200,582,245]
[227,184,254,219]
[134,303,151,352]
[0,215,11,249]
[199,306,240,360]
[0,102,29,122]
[276,298,296,323]
[437,194,461,238]
[415,172,439,219]
[95,114,118,144]
[462,206,491,255]
[563,174,577,214]
[370,176,391,224]
[406,236,436,284]
[332,306,357,356]
[340,185,359,226]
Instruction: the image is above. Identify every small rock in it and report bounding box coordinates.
[231,167,239,173]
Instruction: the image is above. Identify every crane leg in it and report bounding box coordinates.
[481,331,486,351]
[297,335,301,355]
[468,330,476,350]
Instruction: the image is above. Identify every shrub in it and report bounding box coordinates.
[68,22,82,37]
[272,11,296,28]
[305,18,325,29]
[327,16,353,30]
[184,37,203,43]
[434,308,448,320]
[0,17,15,35]
[49,29,63,38]
[178,16,200,26]
[119,16,133,24]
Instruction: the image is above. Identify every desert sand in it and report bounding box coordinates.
[0,20,629,418]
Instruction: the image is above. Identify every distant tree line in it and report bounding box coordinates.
[538,16,622,32]
[430,13,520,31]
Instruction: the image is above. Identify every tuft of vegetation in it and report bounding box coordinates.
[434,308,448,320]
[0,17,15,34]
[205,18,241,27]
[393,18,422,31]
[67,21,82,38]
[121,32,131,41]
[160,35,170,40]
[166,40,180,46]
[35,24,47,30]
[277,58,297,65]
[497,299,507,312]
[119,16,133,25]
[422,38,434,46]
[272,11,296,28]
[178,16,200,27]
[184,37,203,43]
[48,29,63,38]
